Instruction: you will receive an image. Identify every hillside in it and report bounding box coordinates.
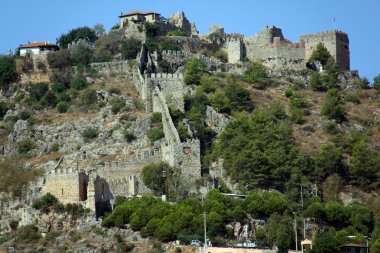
[0,10,380,253]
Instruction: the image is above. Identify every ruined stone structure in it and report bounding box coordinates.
[41,43,202,215]
[300,30,350,70]
[214,25,350,71]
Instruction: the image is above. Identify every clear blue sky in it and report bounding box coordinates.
[1,0,378,81]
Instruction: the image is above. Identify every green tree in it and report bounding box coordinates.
[71,45,93,66]
[224,82,253,112]
[71,76,88,90]
[314,145,345,182]
[311,230,338,253]
[47,49,72,69]
[243,61,268,84]
[325,201,349,227]
[374,74,380,91]
[349,140,380,190]
[141,162,171,195]
[184,59,206,85]
[321,88,345,123]
[121,39,142,60]
[309,43,333,66]
[322,174,344,202]
[29,83,49,101]
[57,26,97,48]
[0,56,17,90]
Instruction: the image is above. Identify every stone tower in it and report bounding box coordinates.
[300,30,350,70]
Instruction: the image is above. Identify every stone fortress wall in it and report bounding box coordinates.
[216,25,350,71]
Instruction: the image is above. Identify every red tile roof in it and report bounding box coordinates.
[20,42,58,49]
[119,11,160,18]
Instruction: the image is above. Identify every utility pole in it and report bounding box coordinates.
[300,184,306,239]
[294,215,298,251]
[204,210,207,251]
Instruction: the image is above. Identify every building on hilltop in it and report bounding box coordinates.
[119,10,161,28]
[19,42,59,56]
[300,30,350,70]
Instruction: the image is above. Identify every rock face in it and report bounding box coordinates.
[168,11,198,36]
[206,106,232,135]
[209,24,225,37]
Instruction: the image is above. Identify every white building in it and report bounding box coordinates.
[119,11,161,28]
[19,42,59,56]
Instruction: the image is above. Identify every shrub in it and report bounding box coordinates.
[47,49,71,69]
[9,220,19,230]
[151,112,162,124]
[321,88,345,123]
[29,83,49,101]
[167,30,187,36]
[322,121,340,135]
[81,89,98,106]
[56,101,69,113]
[144,22,160,38]
[243,61,268,84]
[108,87,121,95]
[33,193,59,212]
[121,39,142,60]
[158,59,172,73]
[213,49,228,63]
[16,225,41,243]
[0,56,18,89]
[36,61,47,72]
[160,40,182,51]
[147,128,165,142]
[0,101,8,120]
[374,74,380,92]
[184,59,206,85]
[17,139,36,154]
[71,45,93,66]
[71,76,88,90]
[19,111,31,120]
[345,93,360,104]
[109,97,125,114]
[82,127,98,140]
[123,130,136,143]
[41,90,58,107]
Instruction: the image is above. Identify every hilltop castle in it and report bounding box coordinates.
[37,11,351,217]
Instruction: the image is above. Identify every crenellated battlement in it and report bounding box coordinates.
[144,72,184,79]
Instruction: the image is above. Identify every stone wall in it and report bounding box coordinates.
[89,60,133,77]
[300,30,350,70]
[147,72,185,111]
[222,37,244,63]
[43,168,80,205]
[159,50,222,70]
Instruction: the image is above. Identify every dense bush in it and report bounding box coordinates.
[32,193,59,212]
[123,130,136,143]
[56,101,69,113]
[0,56,18,89]
[151,112,162,124]
[17,139,37,154]
[71,45,93,66]
[321,88,345,123]
[147,128,165,142]
[47,49,71,69]
[243,61,268,84]
[109,97,126,114]
[167,30,188,36]
[184,59,206,85]
[0,101,9,119]
[144,22,160,38]
[29,83,49,101]
[71,76,88,90]
[16,225,41,243]
[121,39,142,60]
[82,127,98,140]
[81,89,98,106]
[57,26,97,48]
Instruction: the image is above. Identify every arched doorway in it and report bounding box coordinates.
[94,177,112,218]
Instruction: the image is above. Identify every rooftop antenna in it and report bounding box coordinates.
[333,17,336,30]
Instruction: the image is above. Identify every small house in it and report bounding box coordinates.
[119,11,160,28]
[19,42,59,56]
[338,243,368,253]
